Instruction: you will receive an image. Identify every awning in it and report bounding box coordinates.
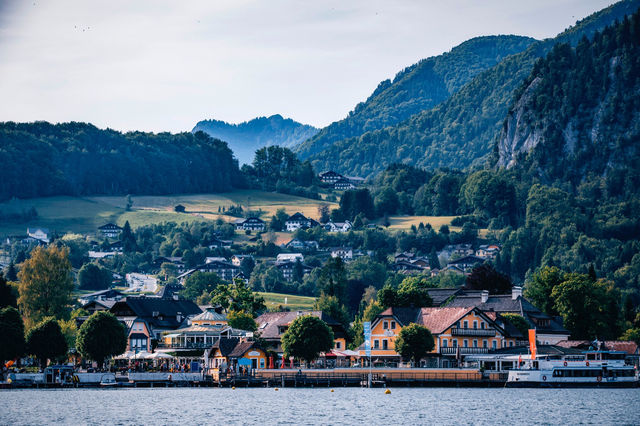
[163,333,181,338]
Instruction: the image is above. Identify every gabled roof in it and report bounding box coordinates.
[286,212,309,221]
[212,337,240,356]
[228,341,257,358]
[110,296,202,329]
[99,223,122,230]
[192,310,227,322]
[376,307,421,328]
[447,255,485,265]
[417,307,475,334]
[255,311,342,340]
[426,288,463,306]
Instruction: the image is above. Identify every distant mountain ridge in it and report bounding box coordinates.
[296,35,537,159]
[193,114,318,165]
[301,0,640,178]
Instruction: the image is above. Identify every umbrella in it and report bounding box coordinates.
[151,352,174,359]
[134,351,153,359]
[114,351,135,360]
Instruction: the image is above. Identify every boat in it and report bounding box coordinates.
[507,350,638,387]
[99,373,118,387]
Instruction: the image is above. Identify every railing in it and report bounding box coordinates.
[440,347,489,355]
[156,342,210,349]
[450,328,496,337]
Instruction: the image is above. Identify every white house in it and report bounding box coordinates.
[276,253,304,264]
[323,220,352,233]
[330,247,353,261]
[125,273,158,293]
[27,227,49,243]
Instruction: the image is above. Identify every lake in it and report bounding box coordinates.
[2,387,639,425]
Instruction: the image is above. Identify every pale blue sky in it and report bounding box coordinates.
[0,0,615,132]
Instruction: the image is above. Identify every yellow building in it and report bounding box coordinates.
[206,338,267,375]
[190,310,228,327]
[360,306,517,367]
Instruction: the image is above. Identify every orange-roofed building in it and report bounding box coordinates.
[359,306,517,367]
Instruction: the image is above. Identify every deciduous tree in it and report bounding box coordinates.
[76,311,127,368]
[0,306,25,365]
[282,315,334,365]
[395,324,435,364]
[26,317,68,368]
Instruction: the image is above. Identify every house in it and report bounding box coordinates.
[234,217,265,232]
[255,311,348,357]
[276,253,304,263]
[394,252,415,263]
[191,309,228,327]
[77,288,125,306]
[391,261,426,274]
[233,271,249,284]
[285,239,319,252]
[330,247,353,261]
[323,220,352,233]
[81,299,117,314]
[27,227,49,243]
[207,236,232,249]
[205,337,268,373]
[285,212,315,232]
[334,178,355,190]
[360,306,516,367]
[231,254,254,267]
[446,255,485,272]
[441,286,571,345]
[205,257,227,264]
[177,261,240,283]
[475,244,501,259]
[108,241,124,252]
[155,283,184,299]
[110,296,202,351]
[98,223,123,238]
[88,251,116,259]
[125,273,158,293]
[153,256,186,274]
[275,261,313,282]
[319,170,343,185]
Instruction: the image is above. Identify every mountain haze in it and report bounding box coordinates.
[302,0,640,178]
[296,35,537,159]
[193,114,318,165]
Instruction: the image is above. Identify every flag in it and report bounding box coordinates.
[528,329,537,360]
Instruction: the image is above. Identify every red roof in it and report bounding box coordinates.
[417,307,473,334]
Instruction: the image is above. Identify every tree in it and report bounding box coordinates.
[281,315,334,365]
[5,262,18,281]
[240,256,256,277]
[318,204,330,223]
[269,208,289,232]
[0,274,17,308]
[18,245,73,328]
[227,310,258,332]
[26,317,68,368]
[620,328,640,344]
[182,272,223,301]
[125,194,133,211]
[210,279,266,316]
[58,319,78,349]
[120,220,137,253]
[78,263,112,290]
[551,274,620,340]
[395,324,435,364]
[377,279,433,309]
[174,204,186,213]
[0,306,25,365]
[316,257,348,303]
[314,293,350,334]
[524,266,566,316]
[465,264,512,295]
[76,311,127,368]
[500,313,529,338]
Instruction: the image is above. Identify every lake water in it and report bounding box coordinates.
[2,387,639,425]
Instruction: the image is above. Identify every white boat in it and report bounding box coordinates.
[507,351,638,387]
[99,373,118,387]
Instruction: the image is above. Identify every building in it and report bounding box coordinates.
[284,212,317,232]
[323,220,352,233]
[360,306,517,367]
[153,256,186,274]
[319,171,343,185]
[231,254,254,267]
[98,223,123,238]
[191,309,228,327]
[77,289,125,306]
[205,337,268,373]
[27,227,49,243]
[446,255,485,273]
[285,239,319,252]
[110,296,202,352]
[255,311,348,357]
[125,273,158,293]
[275,261,313,282]
[330,247,353,261]
[475,244,501,259]
[334,178,355,190]
[207,236,232,249]
[177,260,240,283]
[234,217,265,232]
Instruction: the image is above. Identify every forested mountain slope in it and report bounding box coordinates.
[0,122,242,200]
[193,114,318,165]
[296,35,536,159]
[303,0,640,178]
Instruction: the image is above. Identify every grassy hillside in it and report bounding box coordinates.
[257,292,316,311]
[0,190,336,237]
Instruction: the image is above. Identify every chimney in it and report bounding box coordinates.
[481,290,489,304]
[512,286,523,300]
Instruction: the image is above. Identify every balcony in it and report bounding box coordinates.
[450,327,496,337]
[156,342,211,350]
[440,347,489,355]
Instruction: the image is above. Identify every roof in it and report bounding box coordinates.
[255,311,343,340]
[212,337,240,357]
[417,307,474,334]
[110,297,202,329]
[426,288,463,306]
[192,310,227,322]
[287,212,309,221]
[377,307,421,328]
[81,299,117,310]
[447,255,485,266]
[99,223,122,230]
[228,341,256,358]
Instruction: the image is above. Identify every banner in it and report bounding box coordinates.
[363,322,371,357]
[528,329,537,360]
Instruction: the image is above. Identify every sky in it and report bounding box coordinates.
[0,0,616,133]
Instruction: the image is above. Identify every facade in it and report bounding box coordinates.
[323,220,352,233]
[178,261,240,282]
[330,247,353,261]
[231,254,254,267]
[446,255,485,272]
[276,253,304,263]
[275,261,312,282]
[191,309,228,327]
[285,239,319,252]
[285,212,318,232]
[206,338,268,373]
[334,178,355,190]
[98,223,123,238]
[235,217,265,232]
[319,171,343,185]
[27,227,49,243]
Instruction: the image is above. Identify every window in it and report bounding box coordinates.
[492,340,497,350]
[260,358,265,369]
[382,340,388,350]
[335,341,341,349]
[463,340,468,348]
[481,322,485,329]
[442,339,448,348]
[509,341,514,347]
[473,340,478,348]
[391,321,396,330]
[383,321,389,330]
[473,321,478,329]
[374,340,380,349]
[452,340,458,348]
[483,340,488,348]
[463,321,468,329]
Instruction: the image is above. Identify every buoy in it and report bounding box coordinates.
[275,388,279,391]
[384,389,391,394]
[232,386,235,390]
[7,378,12,384]
[331,389,334,392]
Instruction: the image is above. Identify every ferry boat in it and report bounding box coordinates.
[507,350,638,387]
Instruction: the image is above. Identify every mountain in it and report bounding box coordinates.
[497,10,640,186]
[296,35,537,159]
[302,0,640,178]
[193,114,318,165]
[0,121,242,200]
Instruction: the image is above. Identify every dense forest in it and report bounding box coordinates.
[193,114,318,165]
[0,122,243,201]
[300,0,640,178]
[296,35,536,160]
